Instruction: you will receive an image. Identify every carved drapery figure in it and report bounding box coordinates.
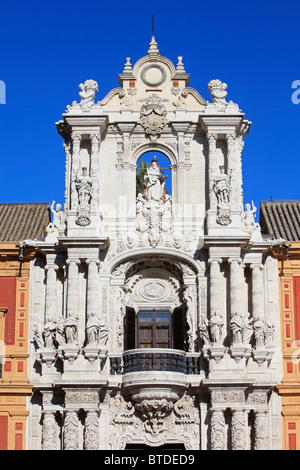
[209,311,224,344]
[144,157,167,202]
[242,312,254,345]
[75,168,93,211]
[230,312,244,344]
[43,317,57,348]
[86,312,101,345]
[64,315,78,344]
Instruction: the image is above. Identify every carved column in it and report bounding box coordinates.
[63,410,79,450]
[84,410,100,450]
[42,411,57,450]
[208,258,222,318]
[250,263,264,320]
[210,408,227,450]
[86,259,100,317]
[71,134,82,210]
[66,258,81,317]
[45,262,59,322]
[253,410,269,450]
[90,134,100,209]
[226,132,237,206]
[207,133,218,207]
[231,409,248,450]
[228,257,242,317]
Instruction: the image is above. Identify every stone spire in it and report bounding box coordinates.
[148,35,159,57]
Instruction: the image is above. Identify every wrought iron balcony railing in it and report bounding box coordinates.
[109,349,200,375]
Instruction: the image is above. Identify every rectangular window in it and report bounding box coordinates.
[138,312,170,349]
[0,416,8,450]
[0,277,16,345]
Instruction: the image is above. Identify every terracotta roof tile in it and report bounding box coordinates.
[260,201,300,241]
[0,203,50,242]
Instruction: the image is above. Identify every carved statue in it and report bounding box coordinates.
[264,318,275,348]
[199,314,211,346]
[230,312,244,344]
[213,168,230,204]
[86,312,101,345]
[242,201,261,234]
[48,201,65,236]
[209,311,224,344]
[253,317,265,348]
[56,316,66,346]
[75,168,93,211]
[79,79,98,109]
[99,320,110,347]
[64,315,78,344]
[33,323,44,349]
[43,317,57,348]
[144,157,167,202]
[242,312,253,345]
[208,79,228,105]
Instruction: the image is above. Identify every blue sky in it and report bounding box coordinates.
[0,0,299,216]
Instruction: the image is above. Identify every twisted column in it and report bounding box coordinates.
[207,133,218,207]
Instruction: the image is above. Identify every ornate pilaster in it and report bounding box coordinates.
[45,262,59,322]
[71,134,82,210]
[84,410,100,450]
[86,259,100,317]
[90,133,100,209]
[226,132,237,206]
[228,257,242,317]
[250,263,264,320]
[63,410,79,450]
[42,411,57,450]
[210,409,227,450]
[207,133,218,207]
[66,258,81,317]
[253,410,269,450]
[208,258,222,318]
[231,409,248,450]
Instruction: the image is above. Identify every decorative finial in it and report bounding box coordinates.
[176,56,186,73]
[123,57,133,74]
[148,14,159,56]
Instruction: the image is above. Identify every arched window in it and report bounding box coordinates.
[136,151,172,198]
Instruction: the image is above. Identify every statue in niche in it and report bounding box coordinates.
[79,79,99,110]
[42,317,57,348]
[213,167,230,204]
[242,312,254,345]
[209,311,224,344]
[230,312,244,344]
[144,156,167,202]
[64,315,78,344]
[75,168,93,211]
[241,201,261,234]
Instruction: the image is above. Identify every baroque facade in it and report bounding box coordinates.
[26,37,283,450]
[260,200,300,450]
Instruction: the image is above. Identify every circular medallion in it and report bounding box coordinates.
[141,64,166,87]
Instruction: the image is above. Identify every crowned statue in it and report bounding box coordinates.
[144,156,167,202]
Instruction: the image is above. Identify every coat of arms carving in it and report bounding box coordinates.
[139,94,168,136]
